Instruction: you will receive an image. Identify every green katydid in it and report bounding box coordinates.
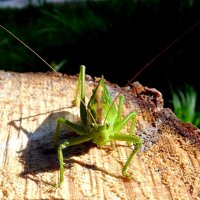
[0,25,142,188]
[53,65,142,188]
[1,21,196,188]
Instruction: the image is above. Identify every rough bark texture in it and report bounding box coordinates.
[0,71,199,200]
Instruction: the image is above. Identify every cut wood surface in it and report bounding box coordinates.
[0,71,199,200]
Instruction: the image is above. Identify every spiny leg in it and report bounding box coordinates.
[121,110,140,176]
[121,135,142,176]
[114,95,137,134]
[127,112,137,146]
[111,133,142,177]
[53,116,92,188]
[56,135,92,188]
[72,68,82,106]
[53,118,63,149]
[72,65,86,110]
[54,114,90,149]
[112,100,142,177]
[119,112,141,177]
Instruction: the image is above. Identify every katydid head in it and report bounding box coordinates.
[87,119,113,146]
[91,126,113,146]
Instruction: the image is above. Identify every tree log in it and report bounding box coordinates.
[0,71,199,200]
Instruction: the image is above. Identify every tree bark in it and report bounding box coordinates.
[0,71,199,200]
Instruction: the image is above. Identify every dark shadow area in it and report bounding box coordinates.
[67,158,124,180]
[9,110,94,183]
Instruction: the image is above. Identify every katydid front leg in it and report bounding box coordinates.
[112,95,142,177]
[53,118,92,188]
[121,134,142,177]
[111,131,142,177]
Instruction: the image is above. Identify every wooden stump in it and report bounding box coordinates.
[0,71,199,200]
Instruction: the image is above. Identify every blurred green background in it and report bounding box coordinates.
[0,0,200,121]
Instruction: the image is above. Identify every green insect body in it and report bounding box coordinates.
[0,25,142,189]
[54,65,142,188]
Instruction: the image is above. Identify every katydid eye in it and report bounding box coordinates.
[106,123,110,128]
[90,123,95,128]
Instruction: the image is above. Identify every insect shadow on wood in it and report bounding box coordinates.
[8,108,96,184]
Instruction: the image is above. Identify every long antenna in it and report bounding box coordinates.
[0,24,99,124]
[104,20,200,123]
[1,21,200,125]
[0,25,56,72]
[124,20,200,88]
[1,20,199,86]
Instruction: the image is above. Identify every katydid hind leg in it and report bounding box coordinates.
[79,65,88,127]
[53,117,66,149]
[72,69,82,106]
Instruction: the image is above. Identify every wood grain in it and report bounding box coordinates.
[0,71,199,200]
